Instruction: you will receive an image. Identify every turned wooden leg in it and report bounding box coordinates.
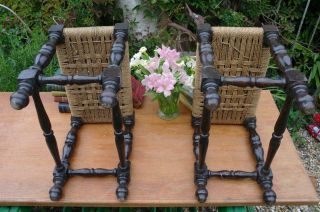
[123,114,135,160]
[244,117,275,204]
[33,91,63,168]
[192,116,201,160]
[61,117,83,167]
[195,107,212,202]
[49,116,82,201]
[32,91,66,201]
[244,117,264,168]
[112,102,130,200]
[47,116,83,201]
[260,96,293,204]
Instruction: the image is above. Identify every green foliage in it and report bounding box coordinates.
[0,0,123,92]
[290,43,320,88]
[0,26,57,91]
[274,0,320,49]
[219,9,246,27]
[129,29,177,57]
[1,0,122,29]
[137,0,274,30]
[268,86,310,145]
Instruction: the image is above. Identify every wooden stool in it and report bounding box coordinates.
[191,24,315,204]
[10,23,134,201]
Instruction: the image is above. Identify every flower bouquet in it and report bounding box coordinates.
[131,45,195,120]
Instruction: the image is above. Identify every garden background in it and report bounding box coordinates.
[0,0,319,211]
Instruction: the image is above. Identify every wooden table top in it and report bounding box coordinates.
[0,91,318,207]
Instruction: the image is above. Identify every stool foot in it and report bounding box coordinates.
[49,166,67,201]
[263,190,276,204]
[257,166,277,204]
[196,186,208,203]
[194,162,208,203]
[116,185,128,201]
[49,186,62,201]
[116,161,130,201]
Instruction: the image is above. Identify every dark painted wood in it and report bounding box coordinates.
[207,170,257,179]
[102,23,132,201]
[264,97,293,171]
[10,23,134,202]
[10,25,64,110]
[198,107,211,170]
[100,23,128,108]
[244,117,265,168]
[222,76,286,88]
[116,161,131,201]
[263,25,315,115]
[112,101,131,201]
[48,116,83,201]
[195,107,211,202]
[123,114,135,160]
[194,23,223,203]
[38,74,101,85]
[193,24,315,205]
[32,91,63,169]
[191,116,201,161]
[68,168,117,176]
[61,117,83,167]
[244,117,276,204]
[194,161,208,203]
[112,102,125,168]
[198,24,221,112]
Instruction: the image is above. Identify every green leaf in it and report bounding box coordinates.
[308,62,318,83]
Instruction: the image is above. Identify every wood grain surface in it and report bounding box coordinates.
[0,91,318,207]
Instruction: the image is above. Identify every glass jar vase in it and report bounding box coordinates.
[157,91,180,120]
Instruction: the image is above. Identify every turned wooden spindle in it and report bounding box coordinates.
[100,23,128,108]
[10,25,64,110]
[263,25,315,115]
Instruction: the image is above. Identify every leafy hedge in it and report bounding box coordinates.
[0,0,319,141]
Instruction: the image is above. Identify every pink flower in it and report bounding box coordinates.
[162,60,170,73]
[156,45,180,68]
[155,72,176,97]
[146,56,160,72]
[141,73,161,90]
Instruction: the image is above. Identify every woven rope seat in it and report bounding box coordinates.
[56,26,133,123]
[192,27,270,124]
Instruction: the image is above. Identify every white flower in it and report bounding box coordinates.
[184,75,194,88]
[138,59,148,67]
[177,60,185,68]
[130,58,138,67]
[186,59,196,69]
[139,46,147,53]
[130,58,148,67]
[133,52,142,60]
[130,52,143,67]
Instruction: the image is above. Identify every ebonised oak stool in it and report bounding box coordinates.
[10,23,134,201]
[191,24,315,204]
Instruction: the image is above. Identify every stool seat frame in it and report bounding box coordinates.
[192,23,315,204]
[10,23,134,201]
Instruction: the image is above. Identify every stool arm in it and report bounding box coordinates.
[100,23,128,108]
[10,25,64,110]
[263,25,315,115]
[197,23,221,112]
